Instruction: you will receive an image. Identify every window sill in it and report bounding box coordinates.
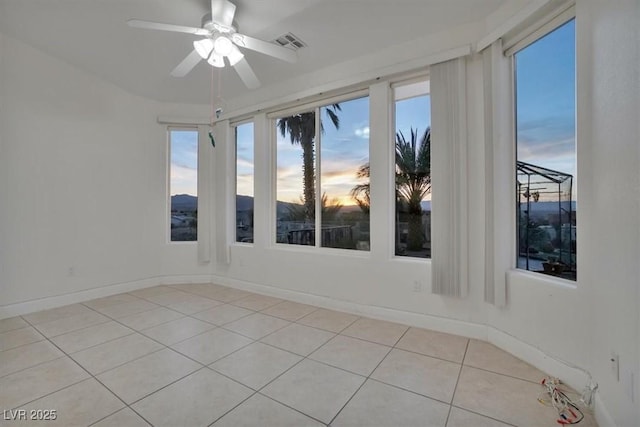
[269,243,372,259]
[507,268,577,290]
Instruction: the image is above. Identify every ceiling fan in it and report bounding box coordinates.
[127,0,298,89]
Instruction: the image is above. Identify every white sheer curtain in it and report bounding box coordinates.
[482,40,511,306]
[430,57,469,298]
[197,124,212,265]
[214,119,232,265]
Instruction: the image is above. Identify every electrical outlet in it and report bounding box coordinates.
[413,280,422,292]
[67,266,75,277]
[610,352,619,381]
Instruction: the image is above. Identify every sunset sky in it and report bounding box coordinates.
[275,93,431,206]
[169,129,198,196]
[516,19,576,200]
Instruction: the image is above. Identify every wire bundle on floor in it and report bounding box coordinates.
[538,377,585,425]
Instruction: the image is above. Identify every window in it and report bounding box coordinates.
[276,109,317,245]
[394,81,431,258]
[514,19,576,280]
[275,96,370,250]
[235,122,254,243]
[169,128,198,242]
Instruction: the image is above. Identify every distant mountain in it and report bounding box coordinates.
[171,194,197,211]
[171,194,301,214]
[236,195,254,211]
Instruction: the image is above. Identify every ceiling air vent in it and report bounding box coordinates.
[273,33,307,50]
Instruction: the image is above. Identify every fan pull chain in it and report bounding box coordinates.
[209,68,216,147]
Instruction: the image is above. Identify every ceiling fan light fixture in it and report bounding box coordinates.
[227,44,244,66]
[193,38,214,59]
[207,52,225,68]
[213,35,233,56]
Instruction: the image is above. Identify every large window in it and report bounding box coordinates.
[235,122,254,243]
[169,128,198,242]
[394,81,431,258]
[275,96,370,250]
[514,19,576,280]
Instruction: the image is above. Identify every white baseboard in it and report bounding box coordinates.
[159,275,214,285]
[594,392,617,427]
[487,327,591,392]
[0,277,158,319]
[0,274,211,319]
[211,274,487,340]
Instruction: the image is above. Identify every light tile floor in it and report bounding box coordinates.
[0,284,598,427]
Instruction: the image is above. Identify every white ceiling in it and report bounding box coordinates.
[0,0,505,104]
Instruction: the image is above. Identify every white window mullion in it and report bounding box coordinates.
[314,107,321,248]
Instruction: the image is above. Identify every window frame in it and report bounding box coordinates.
[269,89,371,253]
[391,78,432,260]
[507,9,577,282]
[167,126,199,244]
[232,119,255,245]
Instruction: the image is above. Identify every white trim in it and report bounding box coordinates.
[223,45,471,122]
[487,327,590,391]
[266,89,369,121]
[0,275,216,319]
[368,81,394,262]
[476,0,555,52]
[158,275,214,285]
[393,80,431,101]
[594,393,617,427]
[314,108,321,247]
[210,274,486,340]
[504,5,575,56]
[158,116,210,125]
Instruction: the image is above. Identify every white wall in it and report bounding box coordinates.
[487,1,639,425]
[576,0,639,423]
[0,33,211,308]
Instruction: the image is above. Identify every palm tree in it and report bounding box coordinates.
[396,127,431,251]
[277,104,341,221]
[350,163,370,214]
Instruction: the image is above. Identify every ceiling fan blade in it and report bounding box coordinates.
[211,0,236,27]
[170,50,203,77]
[127,19,209,36]
[233,34,297,63]
[233,57,261,89]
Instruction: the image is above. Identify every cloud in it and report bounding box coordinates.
[172,162,196,170]
[354,126,370,139]
[170,164,197,195]
[517,116,574,142]
[236,157,254,169]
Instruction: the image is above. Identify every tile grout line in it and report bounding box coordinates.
[8,286,553,427]
[6,288,241,424]
[14,316,142,421]
[327,324,412,425]
[449,404,519,427]
[64,303,218,426]
[444,338,470,427]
